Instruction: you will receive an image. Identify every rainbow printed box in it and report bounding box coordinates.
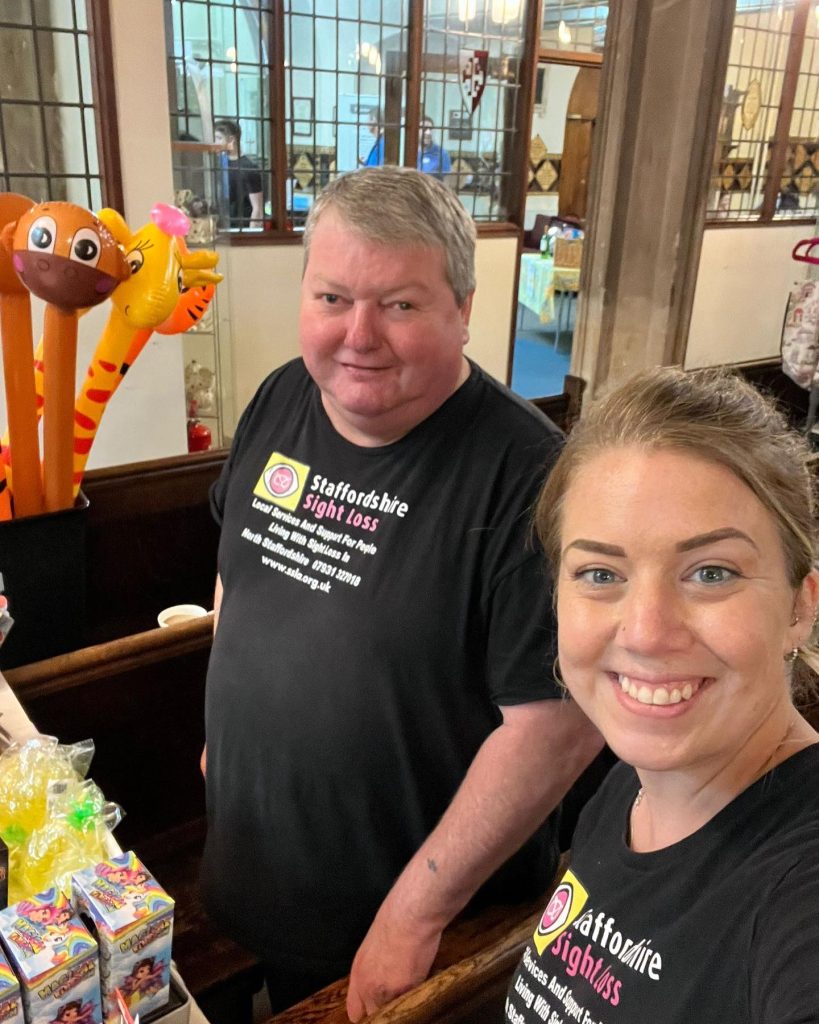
[0,949,23,1024]
[72,853,174,1024]
[0,888,101,1024]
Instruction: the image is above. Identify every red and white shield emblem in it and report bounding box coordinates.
[459,48,488,114]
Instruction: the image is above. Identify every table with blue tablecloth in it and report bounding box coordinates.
[517,252,581,324]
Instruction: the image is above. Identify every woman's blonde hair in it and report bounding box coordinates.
[534,366,818,699]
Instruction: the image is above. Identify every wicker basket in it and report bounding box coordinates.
[553,237,583,269]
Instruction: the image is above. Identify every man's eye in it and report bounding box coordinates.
[322,294,339,304]
[691,565,736,585]
[395,301,412,311]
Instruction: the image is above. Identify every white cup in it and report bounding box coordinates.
[157,604,209,628]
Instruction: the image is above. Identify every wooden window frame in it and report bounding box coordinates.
[174,0,540,246]
[706,0,816,229]
[87,0,124,213]
[0,0,123,213]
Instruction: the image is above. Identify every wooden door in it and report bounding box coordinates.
[559,66,600,222]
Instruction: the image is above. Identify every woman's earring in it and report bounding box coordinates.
[785,647,800,663]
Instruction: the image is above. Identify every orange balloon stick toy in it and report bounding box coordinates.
[0,193,43,519]
[4,202,130,512]
[0,448,10,522]
[71,204,221,496]
[119,281,217,390]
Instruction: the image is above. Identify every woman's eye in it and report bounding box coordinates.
[575,568,620,585]
[395,301,412,311]
[322,293,339,304]
[691,565,736,585]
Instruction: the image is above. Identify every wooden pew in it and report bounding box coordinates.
[531,374,585,434]
[266,867,565,1024]
[81,450,225,645]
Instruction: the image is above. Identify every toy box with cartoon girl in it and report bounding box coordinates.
[0,949,23,1023]
[72,853,174,1024]
[0,888,101,1024]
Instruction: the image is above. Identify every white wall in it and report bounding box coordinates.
[222,245,304,417]
[686,223,809,368]
[96,1,189,467]
[532,64,578,153]
[523,64,577,229]
[471,236,518,382]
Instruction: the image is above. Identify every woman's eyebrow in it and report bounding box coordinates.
[675,528,758,553]
[563,539,626,557]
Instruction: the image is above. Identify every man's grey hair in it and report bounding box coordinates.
[303,166,476,306]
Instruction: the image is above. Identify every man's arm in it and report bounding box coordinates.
[248,191,264,227]
[213,573,223,631]
[345,699,602,1021]
[200,574,224,779]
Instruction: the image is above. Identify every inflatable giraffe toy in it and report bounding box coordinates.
[71,203,222,495]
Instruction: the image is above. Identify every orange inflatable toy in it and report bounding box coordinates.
[2,202,130,512]
[0,192,42,519]
[121,280,217,374]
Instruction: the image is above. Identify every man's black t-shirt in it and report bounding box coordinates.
[506,746,819,1024]
[227,154,262,224]
[202,358,564,972]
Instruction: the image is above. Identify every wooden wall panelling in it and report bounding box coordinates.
[81,451,226,644]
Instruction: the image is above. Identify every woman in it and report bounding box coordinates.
[507,367,819,1024]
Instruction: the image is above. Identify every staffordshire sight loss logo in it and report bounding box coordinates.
[533,869,589,955]
[254,452,310,511]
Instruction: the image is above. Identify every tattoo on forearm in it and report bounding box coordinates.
[427,858,438,873]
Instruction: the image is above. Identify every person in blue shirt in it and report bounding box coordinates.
[361,107,385,167]
[417,116,451,179]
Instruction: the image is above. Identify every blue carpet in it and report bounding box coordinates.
[511,332,572,399]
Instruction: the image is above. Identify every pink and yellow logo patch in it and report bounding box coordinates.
[533,869,588,955]
[254,452,310,511]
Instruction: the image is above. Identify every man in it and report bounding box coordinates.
[417,117,451,179]
[213,118,264,228]
[200,166,601,1021]
[360,107,385,167]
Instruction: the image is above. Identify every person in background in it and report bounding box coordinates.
[360,106,385,167]
[213,118,264,228]
[417,116,452,180]
[776,183,801,213]
[200,166,602,1022]
[507,366,819,1024]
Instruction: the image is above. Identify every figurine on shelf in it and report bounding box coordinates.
[184,359,216,415]
[186,400,212,454]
